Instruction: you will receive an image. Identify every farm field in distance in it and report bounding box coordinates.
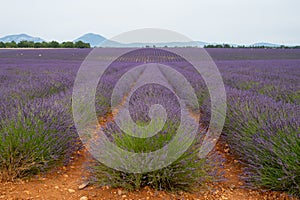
[0,48,299,200]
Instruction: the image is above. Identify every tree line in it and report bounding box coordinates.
[204,44,300,49]
[0,40,90,48]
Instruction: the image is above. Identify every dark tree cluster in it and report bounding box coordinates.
[0,40,90,48]
[204,44,300,49]
[204,44,232,48]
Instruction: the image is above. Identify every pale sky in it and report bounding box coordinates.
[1,0,299,45]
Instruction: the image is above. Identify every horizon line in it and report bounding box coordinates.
[0,32,299,46]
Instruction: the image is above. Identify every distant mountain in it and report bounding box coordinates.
[0,33,44,43]
[73,33,208,47]
[73,33,106,47]
[1,33,203,47]
[251,42,281,47]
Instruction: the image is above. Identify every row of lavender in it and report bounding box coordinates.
[92,49,213,191]
[0,49,91,180]
[207,49,300,196]
[146,48,300,195]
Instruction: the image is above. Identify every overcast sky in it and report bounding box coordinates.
[1,0,299,45]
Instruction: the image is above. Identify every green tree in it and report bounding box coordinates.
[41,41,48,48]
[61,41,74,48]
[74,41,90,48]
[34,42,43,48]
[18,40,35,48]
[5,41,17,48]
[0,42,5,48]
[48,41,60,48]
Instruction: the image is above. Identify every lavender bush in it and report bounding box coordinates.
[206,48,300,196]
[0,93,79,181]
[92,120,212,192]
[0,49,87,181]
[224,88,300,196]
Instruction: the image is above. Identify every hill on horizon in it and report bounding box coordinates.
[0,33,44,43]
[73,33,106,47]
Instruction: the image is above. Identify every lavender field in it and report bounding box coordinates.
[0,48,299,196]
